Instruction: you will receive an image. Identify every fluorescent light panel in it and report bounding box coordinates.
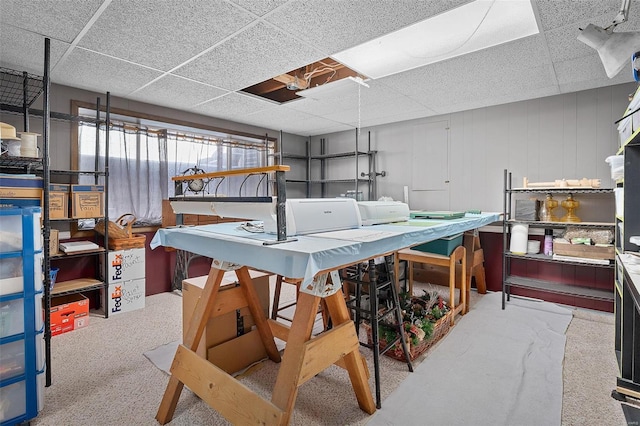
[332,0,540,79]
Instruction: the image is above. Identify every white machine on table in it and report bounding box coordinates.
[170,197,364,236]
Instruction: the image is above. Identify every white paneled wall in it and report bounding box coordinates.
[309,82,635,214]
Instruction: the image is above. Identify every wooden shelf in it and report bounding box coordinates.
[51,278,104,296]
[50,248,106,259]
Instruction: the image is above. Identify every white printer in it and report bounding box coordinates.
[357,201,410,225]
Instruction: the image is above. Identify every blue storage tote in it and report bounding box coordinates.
[412,233,464,256]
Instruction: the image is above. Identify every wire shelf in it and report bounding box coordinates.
[0,67,44,108]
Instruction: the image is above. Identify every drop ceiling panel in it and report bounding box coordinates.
[245,106,344,135]
[0,1,636,137]
[0,25,69,76]
[51,48,163,97]
[191,92,276,119]
[174,21,325,91]
[0,0,104,43]
[78,0,255,71]
[128,75,228,110]
[265,0,472,54]
[555,55,624,85]
[535,0,623,31]
[321,96,429,127]
[228,0,290,17]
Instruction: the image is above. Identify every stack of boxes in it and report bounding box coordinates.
[100,248,146,315]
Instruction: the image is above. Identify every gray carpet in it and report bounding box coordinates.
[368,292,572,426]
[32,287,627,426]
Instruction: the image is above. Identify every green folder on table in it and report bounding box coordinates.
[410,210,466,220]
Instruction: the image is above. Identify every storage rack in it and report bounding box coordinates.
[612,88,640,402]
[280,129,380,200]
[0,38,111,389]
[501,169,615,310]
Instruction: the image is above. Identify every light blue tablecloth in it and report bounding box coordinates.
[151,212,500,292]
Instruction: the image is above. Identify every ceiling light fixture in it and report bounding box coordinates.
[331,0,539,79]
[577,0,640,78]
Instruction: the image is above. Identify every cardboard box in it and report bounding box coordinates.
[50,293,89,336]
[100,248,145,283]
[0,187,43,199]
[182,270,270,360]
[71,184,104,219]
[49,184,69,219]
[49,229,59,255]
[0,175,43,189]
[552,241,615,260]
[100,278,145,315]
[207,330,268,374]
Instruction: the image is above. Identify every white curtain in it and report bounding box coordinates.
[79,124,167,225]
[78,122,272,225]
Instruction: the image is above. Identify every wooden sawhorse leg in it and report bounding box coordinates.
[156,265,375,425]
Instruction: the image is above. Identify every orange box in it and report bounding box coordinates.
[49,293,90,336]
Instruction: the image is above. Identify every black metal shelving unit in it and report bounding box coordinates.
[1,38,111,389]
[613,91,640,401]
[501,169,616,309]
[280,129,380,200]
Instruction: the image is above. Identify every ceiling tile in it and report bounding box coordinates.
[265,0,471,54]
[555,54,623,85]
[51,48,163,97]
[535,0,622,31]
[228,0,290,17]
[245,106,347,135]
[0,0,104,43]
[544,10,640,63]
[190,92,276,120]
[128,75,228,110]
[78,0,255,71]
[0,26,69,76]
[174,21,324,91]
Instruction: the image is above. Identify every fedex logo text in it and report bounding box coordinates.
[111,254,123,281]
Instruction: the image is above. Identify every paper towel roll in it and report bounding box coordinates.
[510,223,529,254]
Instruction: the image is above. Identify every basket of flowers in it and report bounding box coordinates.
[365,289,452,361]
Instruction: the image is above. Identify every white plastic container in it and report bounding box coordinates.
[0,215,22,253]
[606,155,624,181]
[527,240,541,254]
[34,293,43,332]
[0,256,23,296]
[0,339,25,380]
[510,223,529,255]
[0,380,26,422]
[614,187,624,218]
[0,298,24,338]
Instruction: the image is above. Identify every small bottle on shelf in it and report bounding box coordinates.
[544,229,553,256]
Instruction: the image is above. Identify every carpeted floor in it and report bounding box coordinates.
[31,283,627,426]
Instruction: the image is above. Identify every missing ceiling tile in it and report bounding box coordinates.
[241,57,363,103]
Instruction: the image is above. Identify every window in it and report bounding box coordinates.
[76,106,275,225]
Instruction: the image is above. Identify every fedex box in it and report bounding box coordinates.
[101,278,145,315]
[100,248,145,283]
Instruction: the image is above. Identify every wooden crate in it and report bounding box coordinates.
[552,241,615,260]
